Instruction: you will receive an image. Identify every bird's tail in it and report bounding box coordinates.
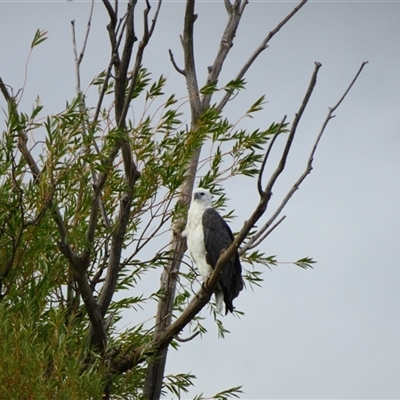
[215,288,224,314]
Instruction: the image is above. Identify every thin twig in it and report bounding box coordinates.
[330,61,369,114]
[263,62,321,199]
[78,0,95,65]
[242,62,368,255]
[257,116,286,197]
[168,49,186,76]
[71,21,80,89]
[240,215,286,255]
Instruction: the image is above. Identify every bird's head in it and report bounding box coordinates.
[192,187,212,207]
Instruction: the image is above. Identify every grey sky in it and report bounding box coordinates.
[1,1,399,399]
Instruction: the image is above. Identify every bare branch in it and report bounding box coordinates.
[71,20,80,89]
[239,215,286,254]
[217,0,308,112]
[118,0,162,128]
[168,49,186,76]
[257,116,286,197]
[243,61,368,255]
[181,0,201,122]
[93,7,130,122]
[78,0,95,65]
[330,61,368,114]
[223,0,232,13]
[85,1,142,260]
[201,0,248,110]
[93,60,114,124]
[114,0,137,125]
[271,62,369,216]
[102,0,117,26]
[263,62,321,199]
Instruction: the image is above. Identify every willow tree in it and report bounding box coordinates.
[0,0,366,398]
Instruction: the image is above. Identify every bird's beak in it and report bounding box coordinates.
[194,192,201,200]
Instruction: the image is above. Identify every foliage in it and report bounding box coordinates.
[0,49,284,399]
[0,56,271,398]
[0,301,106,399]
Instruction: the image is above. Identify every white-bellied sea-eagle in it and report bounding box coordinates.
[183,187,244,314]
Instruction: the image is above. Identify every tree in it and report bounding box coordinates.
[0,0,366,398]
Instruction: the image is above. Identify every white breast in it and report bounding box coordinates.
[185,206,213,280]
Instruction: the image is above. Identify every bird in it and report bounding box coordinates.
[182,187,244,314]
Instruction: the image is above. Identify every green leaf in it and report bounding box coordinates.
[294,257,316,269]
[31,29,48,49]
[200,81,218,95]
[146,74,166,100]
[224,78,246,95]
[212,385,243,399]
[246,95,266,116]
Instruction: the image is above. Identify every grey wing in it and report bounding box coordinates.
[202,208,233,268]
[202,208,243,314]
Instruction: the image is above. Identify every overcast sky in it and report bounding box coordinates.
[1,1,400,399]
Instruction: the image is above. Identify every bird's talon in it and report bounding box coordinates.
[201,280,211,294]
